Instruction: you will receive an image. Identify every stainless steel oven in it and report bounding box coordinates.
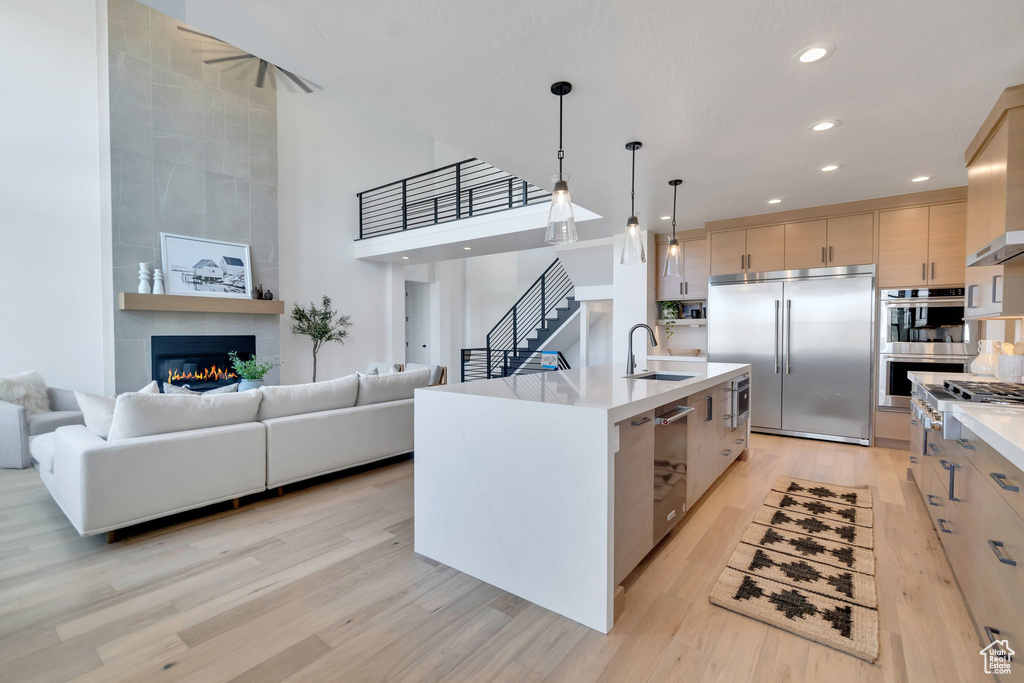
[878,355,972,409]
[880,288,970,356]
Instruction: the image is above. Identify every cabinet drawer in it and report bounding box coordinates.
[959,425,1024,520]
[720,427,746,460]
[925,465,956,536]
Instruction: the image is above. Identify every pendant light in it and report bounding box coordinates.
[544,81,578,245]
[620,141,645,264]
[663,180,683,277]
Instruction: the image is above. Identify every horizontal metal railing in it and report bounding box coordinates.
[461,348,570,383]
[357,158,550,239]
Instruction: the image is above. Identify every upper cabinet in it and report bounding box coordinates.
[709,225,784,276]
[878,203,967,288]
[657,238,709,300]
[783,214,873,270]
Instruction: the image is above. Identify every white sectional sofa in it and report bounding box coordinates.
[29,369,430,538]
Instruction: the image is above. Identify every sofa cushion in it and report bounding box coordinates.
[0,371,50,414]
[29,432,56,473]
[107,391,262,441]
[356,368,429,406]
[404,363,444,385]
[75,381,160,439]
[163,382,240,395]
[256,374,359,421]
[27,411,85,436]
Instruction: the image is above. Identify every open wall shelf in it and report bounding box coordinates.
[118,293,285,315]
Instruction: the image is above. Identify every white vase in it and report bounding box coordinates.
[152,268,165,295]
[137,263,152,294]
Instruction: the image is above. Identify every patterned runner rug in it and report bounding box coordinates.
[710,477,879,662]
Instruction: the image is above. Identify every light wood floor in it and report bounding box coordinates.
[0,435,990,682]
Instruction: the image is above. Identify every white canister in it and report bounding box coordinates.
[970,339,1004,377]
[997,355,1024,383]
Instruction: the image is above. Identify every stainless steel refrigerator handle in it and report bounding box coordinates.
[774,300,780,374]
[657,406,695,425]
[785,299,792,374]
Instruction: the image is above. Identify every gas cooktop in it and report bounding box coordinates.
[943,379,1024,406]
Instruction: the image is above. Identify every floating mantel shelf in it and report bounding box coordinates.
[118,293,285,315]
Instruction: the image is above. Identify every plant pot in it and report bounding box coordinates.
[659,302,680,320]
[239,379,264,392]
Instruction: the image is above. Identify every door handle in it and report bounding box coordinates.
[630,416,651,426]
[705,395,713,422]
[821,246,826,264]
[991,472,1020,492]
[657,406,695,425]
[957,438,975,451]
[921,263,926,282]
[967,284,978,308]
[740,254,745,271]
[684,281,688,295]
[930,262,935,281]
[722,449,732,457]
[785,299,792,374]
[988,540,1017,566]
[937,518,952,534]
[680,282,684,296]
[747,254,751,270]
[985,627,1001,644]
[774,300,780,374]
[828,246,833,263]
[928,442,939,453]
[993,274,1003,304]
[926,494,940,506]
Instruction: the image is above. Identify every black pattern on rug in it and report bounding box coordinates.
[711,476,878,662]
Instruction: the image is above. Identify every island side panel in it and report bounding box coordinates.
[414,390,614,632]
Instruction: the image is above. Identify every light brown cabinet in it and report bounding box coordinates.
[784,215,873,270]
[878,203,967,288]
[657,238,708,300]
[710,225,784,276]
[613,411,654,584]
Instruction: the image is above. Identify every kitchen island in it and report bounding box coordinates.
[413,361,751,632]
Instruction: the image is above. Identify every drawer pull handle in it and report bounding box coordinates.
[937,518,952,534]
[985,626,1001,644]
[928,443,939,453]
[722,449,732,457]
[909,456,919,464]
[926,494,940,506]
[991,472,1020,492]
[630,416,652,426]
[735,439,744,445]
[957,438,975,451]
[910,419,919,425]
[939,459,960,471]
[988,540,1017,566]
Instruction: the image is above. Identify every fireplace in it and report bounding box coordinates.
[151,335,255,392]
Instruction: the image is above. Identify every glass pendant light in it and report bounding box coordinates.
[545,82,578,245]
[620,141,645,264]
[663,179,683,277]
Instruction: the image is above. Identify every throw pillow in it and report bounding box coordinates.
[404,363,443,385]
[74,381,160,438]
[163,382,240,395]
[256,374,359,420]
[0,371,50,414]
[106,390,262,441]
[356,368,430,406]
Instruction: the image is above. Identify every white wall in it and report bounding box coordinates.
[612,231,657,370]
[0,0,110,394]
[277,89,435,383]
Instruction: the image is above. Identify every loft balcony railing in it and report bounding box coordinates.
[356,158,551,239]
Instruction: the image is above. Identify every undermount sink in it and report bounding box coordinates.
[627,372,696,382]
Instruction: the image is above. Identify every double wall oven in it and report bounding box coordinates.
[878,288,973,410]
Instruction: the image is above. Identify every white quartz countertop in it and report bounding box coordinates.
[419,361,750,423]
[951,403,1024,472]
[907,371,979,387]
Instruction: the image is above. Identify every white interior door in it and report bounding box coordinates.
[405,283,430,365]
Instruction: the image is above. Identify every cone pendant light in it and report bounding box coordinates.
[663,180,683,277]
[544,82,578,245]
[620,141,645,264]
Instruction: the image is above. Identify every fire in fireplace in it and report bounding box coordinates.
[151,335,256,392]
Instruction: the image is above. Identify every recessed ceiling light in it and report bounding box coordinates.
[463,246,472,250]
[810,120,840,132]
[660,215,672,221]
[911,176,931,183]
[820,164,841,172]
[767,198,783,204]
[795,43,835,64]
[401,256,410,260]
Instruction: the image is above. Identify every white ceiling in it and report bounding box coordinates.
[173,0,1024,239]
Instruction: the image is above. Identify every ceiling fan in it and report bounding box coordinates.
[177,26,320,93]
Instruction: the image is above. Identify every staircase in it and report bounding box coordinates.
[461,259,578,382]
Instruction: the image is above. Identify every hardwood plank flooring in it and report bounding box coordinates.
[0,435,989,682]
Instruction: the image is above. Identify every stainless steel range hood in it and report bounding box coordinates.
[967,230,1024,266]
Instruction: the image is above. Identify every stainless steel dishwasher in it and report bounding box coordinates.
[654,403,694,543]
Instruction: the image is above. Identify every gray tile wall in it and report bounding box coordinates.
[108,0,280,392]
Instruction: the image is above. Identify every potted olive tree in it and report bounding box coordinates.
[290,295,352,382]
[228,352,280,391]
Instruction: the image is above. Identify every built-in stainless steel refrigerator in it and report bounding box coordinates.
[708,265,875,445]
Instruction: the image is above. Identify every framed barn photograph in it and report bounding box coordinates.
[160,233,253,299]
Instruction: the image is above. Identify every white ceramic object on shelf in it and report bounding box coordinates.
[970,339,1004,377]
[152,268,165,295]
[137,262,152,294]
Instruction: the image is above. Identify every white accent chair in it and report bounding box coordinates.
[0,387,83,469]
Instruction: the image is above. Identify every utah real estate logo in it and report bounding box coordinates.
[980,639,1014,676]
